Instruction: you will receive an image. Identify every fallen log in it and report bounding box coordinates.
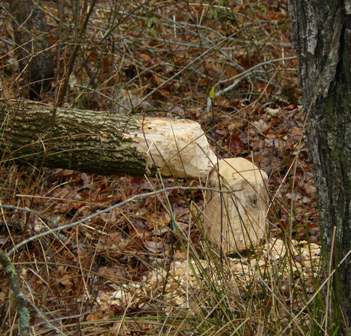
[0,99,269,253]
[0,100,216,178]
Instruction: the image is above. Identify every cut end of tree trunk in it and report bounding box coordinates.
[129,118,217,178]
[203,158,268,254]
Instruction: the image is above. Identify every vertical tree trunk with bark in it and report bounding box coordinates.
[8,0,55,100]
[290,2,351,333]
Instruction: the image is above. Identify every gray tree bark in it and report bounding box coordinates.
[8,0,55,100]
[0,100,216,178]
[289,1,351,333]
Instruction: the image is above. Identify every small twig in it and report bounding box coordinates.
[24,286,67,335]
[206,56,297,113]
[6,185,239,257]
[282,246,351,333]
[0,250,31,336]
[55,0,97,108]
[217,56,296,94]
[324,226,336,334]
[133,33,235,109]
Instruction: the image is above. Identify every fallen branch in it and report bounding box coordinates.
[0,250,30,336]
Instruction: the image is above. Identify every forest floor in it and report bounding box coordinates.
[0,1,321,335]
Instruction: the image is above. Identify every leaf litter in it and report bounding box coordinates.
[0,0,321,334]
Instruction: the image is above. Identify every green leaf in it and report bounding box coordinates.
[209,86,216,99]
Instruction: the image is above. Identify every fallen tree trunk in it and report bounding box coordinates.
[0,99,269,255]
[0,100,216,178]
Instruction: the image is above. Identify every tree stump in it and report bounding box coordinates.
[203,158,268,254]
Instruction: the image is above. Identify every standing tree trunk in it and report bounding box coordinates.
[289,2,351,334]
[8,0,55,100]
